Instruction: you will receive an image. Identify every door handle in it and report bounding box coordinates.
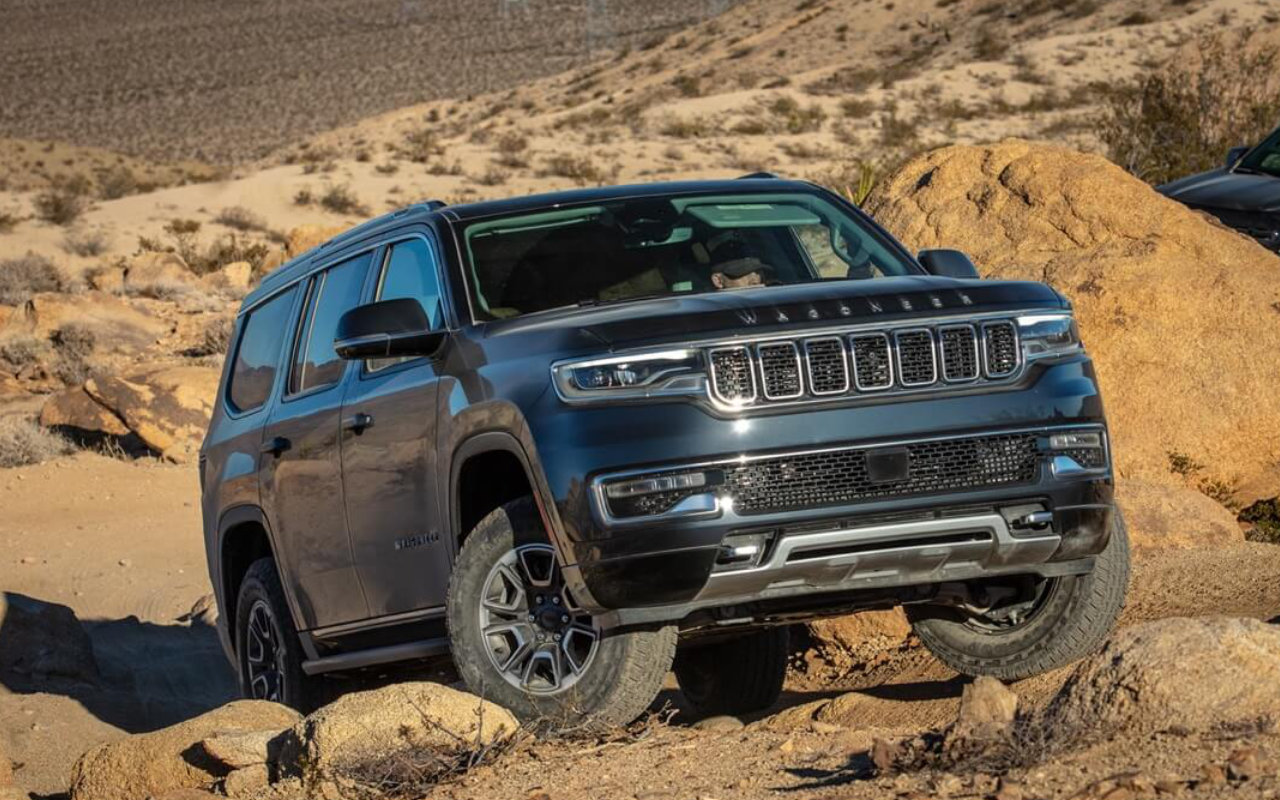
[343,412,374,434]
[261,436,291,457]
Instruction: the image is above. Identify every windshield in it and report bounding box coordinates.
[1238,126,1280,177]
[458,191,919,320]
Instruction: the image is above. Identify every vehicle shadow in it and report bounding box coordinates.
[0,592,238,734]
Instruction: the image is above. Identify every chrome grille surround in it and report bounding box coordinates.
[701,315,1026,410]
[803,337,850,395]
[939,324,980,383]
[756,342,804,400]
[709,346,756,404]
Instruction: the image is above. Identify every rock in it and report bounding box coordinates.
[123,252,198,291]
[994,777,1024,800]
[293,682,517,788]
[692,715,744,733]
[68,700,301,800]
[4,292,166,352]
[285,225,345,258]
[1226,747,1268,781]
[871,737,900,773]
[39,386,131,438]
[199,728,286,770]
[222,764,270,797]
[0,592,99,681]
[1118,479,1244,549]
[868,140,1280,507]
[256,247,288,278]
[203,261,252,295]
[179,594,219,627]
[86,265,125,293]
[951,677,1017,741]
[803,609,912,674]
[1047,617,1280,737]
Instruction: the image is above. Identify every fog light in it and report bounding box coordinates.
[1047,430,1107,476]
[714,532,773,572]
[605,471,709,499]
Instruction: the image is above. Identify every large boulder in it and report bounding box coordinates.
[1118,478,1243,549]
[1046,617,1280,737]
[285,225,345,258]
[2,292,166,352]
[867,140,1280,507]
[0,592,99,682]
[41,366,220,463]
[68,700,300,800]
[292,682,518,791]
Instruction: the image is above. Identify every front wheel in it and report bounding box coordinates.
[907,511,1130,681]
[447,497,676,728]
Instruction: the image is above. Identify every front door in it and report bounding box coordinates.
[260,251,374,629]
[340,235,450,617]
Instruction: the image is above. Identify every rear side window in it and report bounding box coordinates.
[367,238,444,372]
[289,252,372,395]
[228,287,297,413]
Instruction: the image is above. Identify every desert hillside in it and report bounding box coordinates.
[2,0,1280,798]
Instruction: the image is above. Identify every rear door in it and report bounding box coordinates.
[259,251,375,629]
[340,234,450,617]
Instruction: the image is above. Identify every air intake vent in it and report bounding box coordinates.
[939,325,979,382]
[709,347,755,403]
[850,333,892,391]
[895,330,936,387]
[757,343,803,399]
[804,338,849,395]
[983,321,1019,377]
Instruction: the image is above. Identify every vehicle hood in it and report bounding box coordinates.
[1158,168,1280,213]
[483,276,1065,349]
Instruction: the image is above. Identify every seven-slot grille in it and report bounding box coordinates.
[723,432,1039,514]
[708,319,1019,405]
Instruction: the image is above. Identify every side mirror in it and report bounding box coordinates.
[1226,146,1250,169]
[334,298,444,360]
[918,249,980,279]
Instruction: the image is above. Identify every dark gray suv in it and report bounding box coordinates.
[200,178,1128,725]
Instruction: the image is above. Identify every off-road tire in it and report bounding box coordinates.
[907,511,1130,681]
[447,496,677,728]
[674,627,789,717]
[235,558,326,712]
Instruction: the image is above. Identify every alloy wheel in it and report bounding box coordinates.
[244,599,287,702]
[478,544,601,695]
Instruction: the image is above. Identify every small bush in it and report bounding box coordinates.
[671,74,702,97]
[768,96,827,134]
[190,315,235,357]
[1241,498,1280,544]
[0,208,18,233]
[294,187,315,206]
[0,416,74,468]
[805,66,879,96]
[214,205,267,233]
[34,176,92,226]
[400,128,442,163]
[320,184,370,216]
[1098,37,1280,185]
[0,336,46,370]
[475,165,509,186]
[0,253,64,304]
[541,154,612,186]
[659,116,716,138]
[62,227,110,257]
[973,29,1010,61]
[96,165,140,199]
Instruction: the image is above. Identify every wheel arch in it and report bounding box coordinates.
[217,505,287,655]
[450,432,559,555]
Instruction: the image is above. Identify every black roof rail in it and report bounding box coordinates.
[737,171,782,180]
[422,200,448,210]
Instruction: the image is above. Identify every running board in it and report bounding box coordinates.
[301,637,451,676]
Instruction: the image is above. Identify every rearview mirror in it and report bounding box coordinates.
[334,298,445,360]
[918,249,980,279]
[1226,146,1250,169]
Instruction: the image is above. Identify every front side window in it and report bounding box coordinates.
[228,287,297,413]
[367,238,444,372]
[289,252,372,395]
[1238,126,1280,177]
[459,191,919,320]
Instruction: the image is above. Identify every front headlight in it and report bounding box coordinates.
[552,349,707,403]
[1017,313,1082,359]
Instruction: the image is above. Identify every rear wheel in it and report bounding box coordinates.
[447,497,677,728]
[906,512,1130,680]
[235,558,325,712]
[674,627,789,717]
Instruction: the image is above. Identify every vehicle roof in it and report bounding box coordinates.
[243,177,825,312]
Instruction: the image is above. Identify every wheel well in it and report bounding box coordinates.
[456,449,533,545]
[221,521,275,649]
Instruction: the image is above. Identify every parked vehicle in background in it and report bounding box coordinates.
[200,176,1129,726]
[1159,125,1280,252]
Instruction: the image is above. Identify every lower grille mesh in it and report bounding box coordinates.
[723,432,1039,515]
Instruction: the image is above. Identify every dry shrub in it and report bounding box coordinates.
[767,96,826,134]
[320,184,370,216]
[34,175,92,226]
[1241,498,1280,544]
[659,115,716,138]
[493,132,530,168]
[0,253,65,304]
[0,208,18,233]
[62,227,110,257]
[400,128,442,163]
[540,154,613,186]
[51,323,95,384]
[96,165,141,199]
[0,336,46,371]
[1098,36,1280,184]
[0,416,74,468]
[475,165,509,186]
[214,205,268,233]
[188,316,235,357]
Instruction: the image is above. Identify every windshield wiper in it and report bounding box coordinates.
[576,293,672,308]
